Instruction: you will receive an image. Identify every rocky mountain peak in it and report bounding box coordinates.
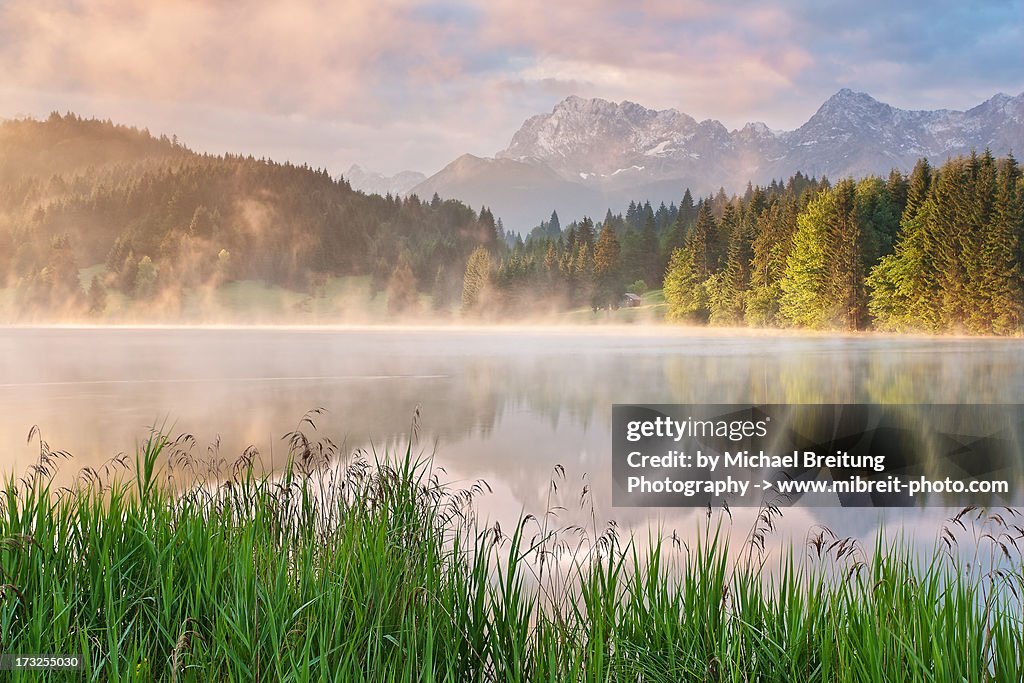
[415,89,1024,231]
[810,88,893,124]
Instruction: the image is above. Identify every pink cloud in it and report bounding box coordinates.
[0,1,449,120]
[470,0,814,127]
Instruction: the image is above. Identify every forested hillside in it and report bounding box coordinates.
[0,113,501,319]
[2,114,1021,334]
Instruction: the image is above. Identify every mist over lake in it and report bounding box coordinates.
[5,325,1022,547]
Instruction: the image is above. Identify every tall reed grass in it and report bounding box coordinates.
[1,415,1022,681]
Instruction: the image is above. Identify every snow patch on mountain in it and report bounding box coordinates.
[494,90,1024,192]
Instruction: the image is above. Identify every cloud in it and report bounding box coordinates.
[471,0,1024,126]
[771,1,1024,107]
[0,0,1021,174]
[0,0,510,172]
[474,0,816,121]
[0,1,439,120]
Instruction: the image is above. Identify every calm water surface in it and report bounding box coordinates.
[2,326,1022,550]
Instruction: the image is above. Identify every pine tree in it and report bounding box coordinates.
[618,229,642,286]
[431,265,454,313]
[573,241,594,307]
[688,200,717,280]
[640,213,660,287]
[710,205,754,325]
[679,189,697,226]
[564,225,578,255]
[87,275,107,315]
[576,216,596,251]
[745,200,795,326]
[461,247,492,314]
[187,205,215,238]
[903,158,932,222]
[931,158,975,328]
[626,201,640,231]
[386,251,419,314]
[548,210,561,238]
[662,210,689,263]
[779,184,856,329]
[867,203,939,332]
[714,203,738,274]
[746,186,767,219]
[478,207,499,248]
[712,188,729,217]
[119,252,138,295]
[983,154,1023,333]
[603,209,617,233]
[135,255,159,300]
[663,248,705,321]
[886,168,909,219]
[869,158,961,332]
[593,223,622,309]
[544,242,557,276]
[800,179,866,329]
[840,177,901,328]
[958,150,999,331]
[655,202,670,233]
[856,177,900,265]
[660,199,722,323]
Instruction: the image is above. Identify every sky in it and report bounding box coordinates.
[0,0,1022,176]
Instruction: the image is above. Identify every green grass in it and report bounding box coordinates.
[1,422,1022,681]
[563,289,670,324]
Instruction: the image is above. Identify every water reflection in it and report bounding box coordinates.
[1,326,1022,552]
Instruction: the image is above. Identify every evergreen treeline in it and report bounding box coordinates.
[484,152,1023,335]
[0,113,504,317]
[868,153,1023,334]
[665,151,1023,334]
[472,174,822,317]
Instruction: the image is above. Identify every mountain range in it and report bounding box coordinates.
[344,164,426,196]
[386,89,1024,231]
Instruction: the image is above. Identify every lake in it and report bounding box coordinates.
[2,325,1022,553]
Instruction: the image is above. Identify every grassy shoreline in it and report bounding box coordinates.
[1,428,1022,681]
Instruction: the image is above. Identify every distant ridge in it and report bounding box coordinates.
[344,164,425,196]
[412,89,1024,230]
